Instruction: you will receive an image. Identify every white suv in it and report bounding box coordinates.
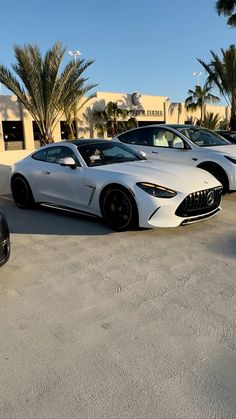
[114,124,236,192]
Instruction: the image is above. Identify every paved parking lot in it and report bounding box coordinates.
[0,194,236,419]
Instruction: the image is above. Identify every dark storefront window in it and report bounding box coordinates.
[60,121,76,140]
[2,121,25,150]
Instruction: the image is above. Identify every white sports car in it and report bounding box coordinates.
[11,140,222,231]
[114,124,236,193]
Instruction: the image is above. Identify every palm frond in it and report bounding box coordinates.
[0,42,96,143]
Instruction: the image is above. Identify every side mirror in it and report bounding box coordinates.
[139,150,147,158]
[173,142,184,149]
[59,157,77,168]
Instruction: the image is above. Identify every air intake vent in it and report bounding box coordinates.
[176,187,222,217]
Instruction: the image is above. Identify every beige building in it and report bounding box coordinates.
[0,90,230,159]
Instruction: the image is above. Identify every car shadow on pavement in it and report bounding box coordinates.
[209,232,236,259]
[0,195,113,236]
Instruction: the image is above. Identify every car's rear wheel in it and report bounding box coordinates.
[101,186,138,231]
[11,175,35,209]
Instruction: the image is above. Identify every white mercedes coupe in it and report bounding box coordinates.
[114,124,236,193]
[11,140,222,231]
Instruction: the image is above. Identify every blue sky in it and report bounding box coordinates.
[0,0,235,103]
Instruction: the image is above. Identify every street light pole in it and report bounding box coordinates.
[193,71,202,86]
[68,50,81,63]
[68,50,82,139]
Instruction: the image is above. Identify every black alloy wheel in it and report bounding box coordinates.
[199,163,229,194]
[207,167,228,194]
[101,187,137,231]
[11,176,35,209]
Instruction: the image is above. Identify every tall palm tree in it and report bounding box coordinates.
[185,84,220,125]
[198,45,236,128]
[216,0,236,26]
[0,42,96,144]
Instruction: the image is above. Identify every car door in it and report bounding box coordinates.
[31,146,86,209]
[118,127,192,166]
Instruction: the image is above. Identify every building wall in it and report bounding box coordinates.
[0,91,229,155]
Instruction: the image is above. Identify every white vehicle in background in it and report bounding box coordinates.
[114,124,236,193]
[11,140,222,231]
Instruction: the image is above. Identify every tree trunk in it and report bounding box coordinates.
[230,95,236,130]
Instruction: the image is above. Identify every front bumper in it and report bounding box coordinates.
[137,186,222,228]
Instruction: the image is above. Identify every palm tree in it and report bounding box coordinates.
[198,45,236,128]
[199,112,223,130]
[216,0,236,26]
[94,101,133,137]
[0,42,96,145]
[185,84,220,125]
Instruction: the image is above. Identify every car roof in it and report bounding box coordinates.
[60,139,107,147]
[119,124,196,131]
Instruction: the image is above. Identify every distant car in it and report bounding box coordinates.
[11,140,222,230]
[0,208,10,267]
[114,124,236,193]
[215,130,236,144]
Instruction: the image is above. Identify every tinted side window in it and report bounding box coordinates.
[32,149,47,161]
[45,147,63,163]
[45,146,80,164]
[118,128,151,146]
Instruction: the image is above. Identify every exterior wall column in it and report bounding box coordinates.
[0,117,5,151]
[53,121,61,143]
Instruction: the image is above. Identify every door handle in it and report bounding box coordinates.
[152,151,159,154]
[41,170,51,174]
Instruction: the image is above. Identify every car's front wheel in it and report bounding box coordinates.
[198,163,229,194]
[101,186,138,231]
[11,175,35,209]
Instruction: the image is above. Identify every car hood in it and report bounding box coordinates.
[204,144,236,156]
[94,160,221,192]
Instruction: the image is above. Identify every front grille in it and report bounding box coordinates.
[175,186,222,217]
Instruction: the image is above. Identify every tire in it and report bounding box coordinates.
[198,163,229,194]
[0,213,10,267]
[11,175,35,209]
[101,186,138,231]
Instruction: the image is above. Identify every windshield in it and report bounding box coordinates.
[176,126,231,147]
[78,142,144,167]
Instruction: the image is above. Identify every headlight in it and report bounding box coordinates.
[137,182,177,198]
[225,155,236,164]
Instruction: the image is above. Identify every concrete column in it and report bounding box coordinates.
[53,121,62,143]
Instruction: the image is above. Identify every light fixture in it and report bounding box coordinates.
[68,50,81,63]
[193,72,202,86]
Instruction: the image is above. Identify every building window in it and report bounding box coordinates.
[60,121,76,140]
[2,121,25,150]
